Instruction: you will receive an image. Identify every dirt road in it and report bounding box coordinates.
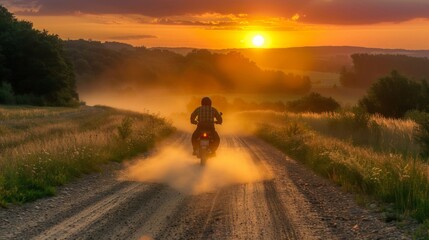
[0,134,409,239]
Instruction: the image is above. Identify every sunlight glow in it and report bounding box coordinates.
[252,35,265,47]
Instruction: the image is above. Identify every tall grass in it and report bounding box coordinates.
[237,109,420,158]
[257,122,429,223]
[0,105,174,206]
[285,110,419,158]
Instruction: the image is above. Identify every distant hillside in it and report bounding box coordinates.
[154,46,429,73]
[64,40,311,95]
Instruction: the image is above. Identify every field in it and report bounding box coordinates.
[0,105,174,206]
[236,110,429,236]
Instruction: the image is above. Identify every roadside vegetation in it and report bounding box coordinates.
[284,110,419,158]
[248,109,429,238]
[242,71,429,238]
[256,121,429,228]
[0,105,174,206]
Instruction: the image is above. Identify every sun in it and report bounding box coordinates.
[252,35,265,47]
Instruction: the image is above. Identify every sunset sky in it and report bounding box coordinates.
[1,0,429,49]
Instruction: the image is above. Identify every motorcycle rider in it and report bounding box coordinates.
[190,97,222,155]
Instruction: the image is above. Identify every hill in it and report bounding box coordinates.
[64,40,311,95]
[155,46,429,73]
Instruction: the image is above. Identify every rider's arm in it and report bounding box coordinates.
[190,107,199,124]
[213,108,222,124]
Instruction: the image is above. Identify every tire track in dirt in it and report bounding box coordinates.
[10,181,131,239]
[155,135,300,240]
[72,185,184,240]
[34,183,149,240]
[242,136,337,239]
[233,136,299,240]
[1,133,409,240]
[153,136,233,240]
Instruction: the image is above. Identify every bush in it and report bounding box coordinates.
[117,117,133,140]
[359,71,423,118]
[287,92,340,113]
[405,110,429,124]
[0,82,15,104]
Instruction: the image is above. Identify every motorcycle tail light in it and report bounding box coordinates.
[201,132,208,138]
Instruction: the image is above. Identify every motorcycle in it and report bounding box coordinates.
[195,119,222,166]
[197,131,212,166]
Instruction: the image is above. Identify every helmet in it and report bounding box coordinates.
[201,97,212,106]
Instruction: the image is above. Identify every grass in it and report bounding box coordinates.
[235,109,428,237]
[0,105,174,206]
[237,109,420,158]
[256,121,429,235]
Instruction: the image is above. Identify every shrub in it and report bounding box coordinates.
[287,92,340,113]
[117,117,133,140]
[0,81,15,104]
[359,71,423,118]
[405,110,429,124]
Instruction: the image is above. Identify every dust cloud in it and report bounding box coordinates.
[120,146,272,194]
[81,90,285,135]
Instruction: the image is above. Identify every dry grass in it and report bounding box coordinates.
[257,122,429,225]
[285,112,421,157]
[0,105,174,205]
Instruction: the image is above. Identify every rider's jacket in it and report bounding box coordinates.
[190,106,222,128]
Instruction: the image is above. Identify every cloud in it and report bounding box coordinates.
[148,18,238,27]
[3,0,429,25]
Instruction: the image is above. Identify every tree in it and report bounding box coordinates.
[359,71,423,118]
[0,5,78,106]
[340,54,429,88]
[0,47,9,81]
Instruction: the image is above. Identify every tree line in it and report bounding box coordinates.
[0,5,78,106]
[65,40,312,94]
[340,54,429,88]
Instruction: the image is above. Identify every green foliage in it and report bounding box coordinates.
[340,54,429,88]
[413,220,429,240]
[257,122,309,159]
[405,110,429,124]
[0,81,15,104]
[0,5,78,106]
[359,71,424,118]
[0,47,9,81]
[287,92,340,113]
